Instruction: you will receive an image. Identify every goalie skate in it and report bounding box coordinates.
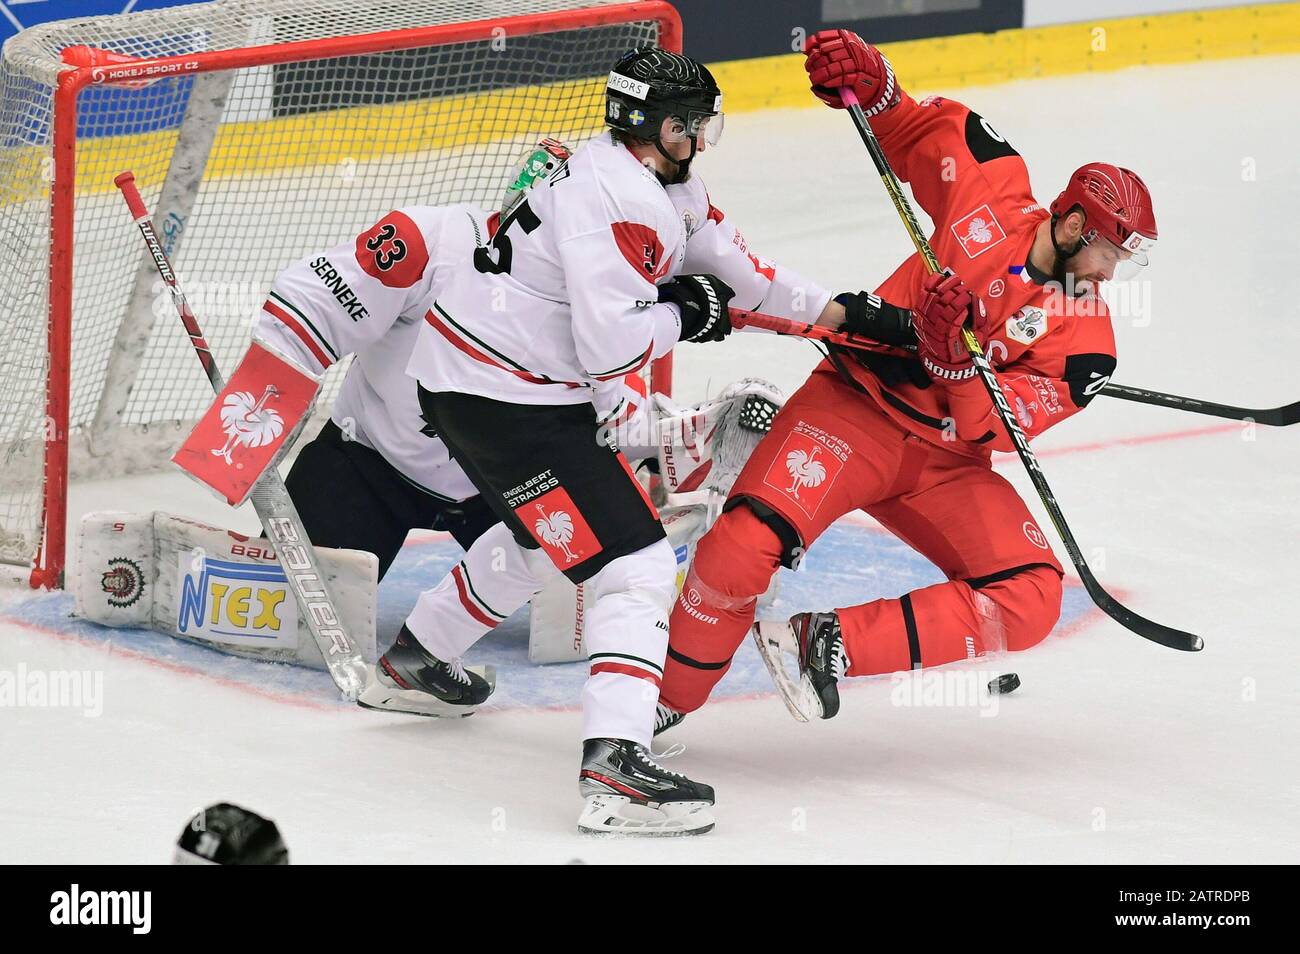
[577,738,714,836]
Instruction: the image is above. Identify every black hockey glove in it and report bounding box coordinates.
[660,274,735,343]
[828,345,932,391]
[835,290,918,349]
[828,291,928,390]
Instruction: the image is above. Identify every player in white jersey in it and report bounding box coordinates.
[257,138,685,588]
[377,48,837,836]
[255,144,577,581]
[259,206,490,575]
[252,131,798,586]
[251,128,813,660]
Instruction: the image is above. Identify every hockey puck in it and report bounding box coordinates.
[988,672,1021,695]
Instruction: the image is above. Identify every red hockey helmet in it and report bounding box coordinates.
[1050,163,1157,265]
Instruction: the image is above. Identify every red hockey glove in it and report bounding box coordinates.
[803,30,901,116]
[913,270,994,381]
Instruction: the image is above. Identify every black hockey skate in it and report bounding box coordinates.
[652,702,685,737]
[752,611,849,722]
[357,625,495,717]
[577,738,714,836]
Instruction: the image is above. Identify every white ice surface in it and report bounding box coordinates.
[3,55,1299,864]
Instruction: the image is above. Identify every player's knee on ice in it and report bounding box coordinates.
[979,564,1063,652]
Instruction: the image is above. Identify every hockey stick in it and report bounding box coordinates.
[115,171,372,697]
[736,303,1298,426]
[728,306,913,355]
[837,89,1202,652]
[1098,384,1300,426]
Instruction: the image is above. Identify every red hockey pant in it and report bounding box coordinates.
[661,369,1064,713]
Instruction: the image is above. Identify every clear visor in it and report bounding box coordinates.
[1083,231,1156,282]
[660,109,724,147]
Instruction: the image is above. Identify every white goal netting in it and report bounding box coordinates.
[0,0,673,581]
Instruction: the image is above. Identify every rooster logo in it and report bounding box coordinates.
[534,504,578,562]
[784,447,827,499]
[963,217,994,244]
[213,386,284,465]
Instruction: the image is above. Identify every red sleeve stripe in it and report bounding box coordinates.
[451,564,500,629]
[268,291,339,360]
[425,305,583,388]
[590,661,662,688]
[263,298,333,370]
[591,342,653,381]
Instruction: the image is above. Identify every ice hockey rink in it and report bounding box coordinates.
[3,52,1299,864]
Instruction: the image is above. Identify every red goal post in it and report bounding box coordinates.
[0,0,681,589]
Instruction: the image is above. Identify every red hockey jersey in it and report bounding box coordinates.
[829,91,1118,456]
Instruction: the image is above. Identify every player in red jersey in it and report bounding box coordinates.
[654,29,1159,727]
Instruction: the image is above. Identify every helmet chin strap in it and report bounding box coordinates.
[1050,213,1085,260]
[654,136,697,184]
[1049,212,1086,289]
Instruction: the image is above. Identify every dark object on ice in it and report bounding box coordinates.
[988,672,1021,695]
[173,802,289,865]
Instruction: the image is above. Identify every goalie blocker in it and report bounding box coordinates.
[171,340,320,507]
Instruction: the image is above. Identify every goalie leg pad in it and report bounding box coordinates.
[74,511,378,671]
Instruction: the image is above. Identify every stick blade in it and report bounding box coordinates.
[1265,401,1300,427]
[1084,576,1204,651]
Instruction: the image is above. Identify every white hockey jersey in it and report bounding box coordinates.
[664,171,827,325]
[254,135,832,502]
[406,134,833,405]
[253,204,487,503]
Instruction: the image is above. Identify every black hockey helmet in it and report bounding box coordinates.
[606,47,722,182]
[173,802,290,865]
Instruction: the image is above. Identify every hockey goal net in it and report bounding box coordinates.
[0,0,680,588]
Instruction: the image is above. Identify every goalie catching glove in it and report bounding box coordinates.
[659,273,735,343]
